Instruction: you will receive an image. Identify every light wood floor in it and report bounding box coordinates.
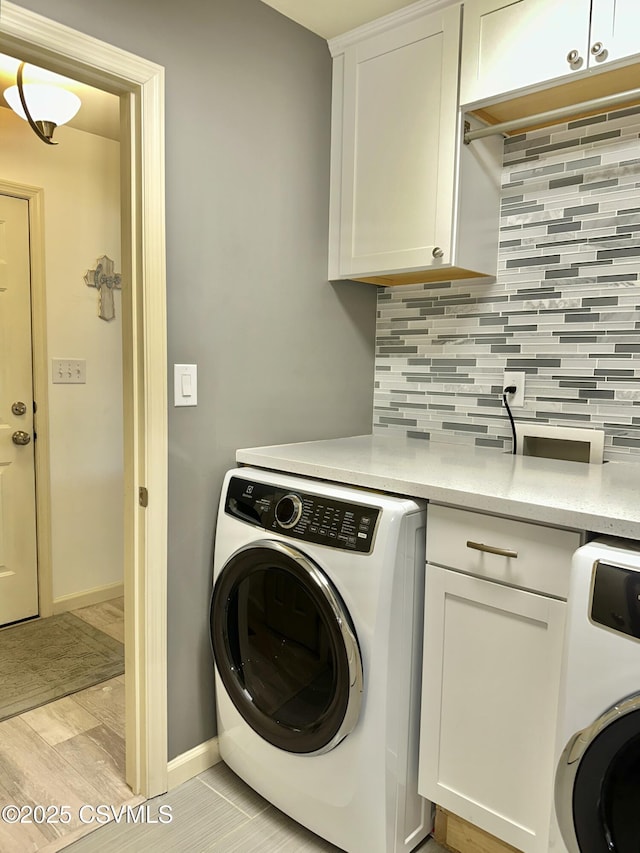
[0,598,137,853]
[73,597,124,645]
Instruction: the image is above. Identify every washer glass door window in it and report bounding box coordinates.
[210,540,362,755]
[557,700,640,852]
[557,559,640,853]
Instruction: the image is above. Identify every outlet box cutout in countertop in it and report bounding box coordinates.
[515,424,604,464]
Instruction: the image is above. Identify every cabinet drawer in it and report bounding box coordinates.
[426,504,581,599]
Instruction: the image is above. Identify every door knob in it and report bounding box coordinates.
[12,430,31,446]
[432,246,444,258]
[11,401,27,416]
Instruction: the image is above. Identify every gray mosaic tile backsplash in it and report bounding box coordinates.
[373,107,640,462]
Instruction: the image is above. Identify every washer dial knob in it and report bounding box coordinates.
[275,493,303,529]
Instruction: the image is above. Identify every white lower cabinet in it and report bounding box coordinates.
[419,505,579,853]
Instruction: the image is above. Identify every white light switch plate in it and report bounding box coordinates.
[52,359,86,384]
[174,364,197,407]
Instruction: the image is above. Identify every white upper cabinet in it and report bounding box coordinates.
[461,0,640,108]
[589,0,640,68]
[328,2,502,286]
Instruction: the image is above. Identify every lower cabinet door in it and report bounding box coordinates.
[418,564,566,853]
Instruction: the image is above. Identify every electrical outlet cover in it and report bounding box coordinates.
[503,371,525,408]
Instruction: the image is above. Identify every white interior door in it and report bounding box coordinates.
[0,193,39,626]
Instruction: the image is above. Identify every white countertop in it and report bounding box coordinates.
[236,434,640,540]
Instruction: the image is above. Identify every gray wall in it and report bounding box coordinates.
[14,0,376,758]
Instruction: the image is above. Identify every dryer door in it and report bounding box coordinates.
[555,694,640,853]
[210,539,363,755]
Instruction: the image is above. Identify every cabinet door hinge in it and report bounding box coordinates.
[139,486,149,507]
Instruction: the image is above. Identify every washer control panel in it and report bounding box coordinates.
[225,476,380,553]
[591,560,640,640]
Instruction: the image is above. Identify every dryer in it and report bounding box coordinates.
[553,538,640,853]
[209,466,432,853]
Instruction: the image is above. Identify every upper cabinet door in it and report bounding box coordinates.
[337,6,461,277]
[460,0,592,107]
[589,0,640,68]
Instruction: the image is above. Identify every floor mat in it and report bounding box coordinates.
[0,612,124,721]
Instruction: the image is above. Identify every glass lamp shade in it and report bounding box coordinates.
[4,83,81,127]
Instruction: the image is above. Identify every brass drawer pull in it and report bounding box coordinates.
[466,540,518,559]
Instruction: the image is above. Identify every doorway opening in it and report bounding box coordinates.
[0,0,169,811]
[0,158,131,847]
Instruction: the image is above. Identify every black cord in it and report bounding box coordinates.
[502,390,517,455]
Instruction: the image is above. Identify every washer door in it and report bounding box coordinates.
[210,539,363,755]
[555,694,640,852]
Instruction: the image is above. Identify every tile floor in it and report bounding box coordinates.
[65,760,448,853]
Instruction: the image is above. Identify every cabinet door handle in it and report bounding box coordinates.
[566,49,582,69]
[590,41,608,60]
[466,540,518,559]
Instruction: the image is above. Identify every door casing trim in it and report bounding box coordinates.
[0,1,169,797]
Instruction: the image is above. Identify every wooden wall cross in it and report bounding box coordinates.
[84,254,122,321]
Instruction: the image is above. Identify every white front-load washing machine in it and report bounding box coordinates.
[552,537,640,853]
[209,466,432,853]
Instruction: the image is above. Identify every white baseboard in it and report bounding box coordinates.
[167,737,221,790]
[52,582,124,614]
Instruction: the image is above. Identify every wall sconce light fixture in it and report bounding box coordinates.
[3,62,81,145]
